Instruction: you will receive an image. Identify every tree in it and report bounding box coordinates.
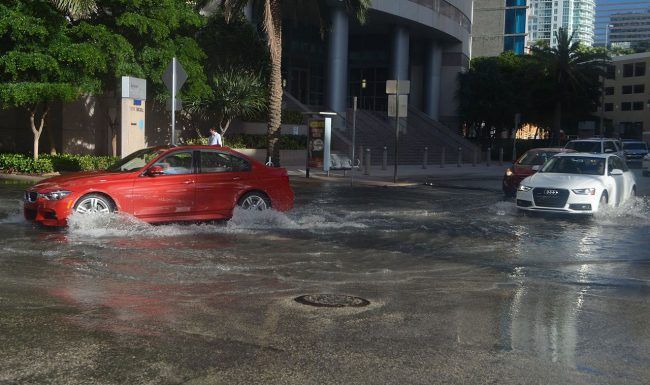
[219,0,371,166]
[0,1,106,160]
[529,28,609,144]
[187,69,266,138]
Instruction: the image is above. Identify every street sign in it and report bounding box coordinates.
[165,98,182,111]
[162,58,188,93]
[386,80,410,95]
[121,76,147,100]
[388,94,408,117]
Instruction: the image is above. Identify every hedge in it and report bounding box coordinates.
[0,153,119,174]
[186,134,307,150]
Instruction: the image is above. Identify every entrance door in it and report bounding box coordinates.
[289,68,309,104]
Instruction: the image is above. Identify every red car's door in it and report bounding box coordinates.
[194,150,253,216]
[131,150,196,220]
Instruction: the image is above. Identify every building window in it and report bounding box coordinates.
[605,87,614,95]
[632,101,644,111]
[506,0,526,6]
[622,102,631,111]
[635,62,646,76]
[623,64,634,77]
[604,103,614,111]
[606,65,616,79]
[633,84,645,93]
[622,85,633,94]
[504,36,525,55]
[505,8,526,34]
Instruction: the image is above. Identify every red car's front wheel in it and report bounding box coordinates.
[74,194,115,215]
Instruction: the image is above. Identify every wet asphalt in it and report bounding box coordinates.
[0,171,649,385]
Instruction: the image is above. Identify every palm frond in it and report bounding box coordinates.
[50,0,96,18]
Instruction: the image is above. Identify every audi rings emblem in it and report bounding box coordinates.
[544,189,559,195]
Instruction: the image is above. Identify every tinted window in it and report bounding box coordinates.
[604,103,613,111]
[152,151,193,175]
[604,141,617,153]
[565,141,601,153]
[622,85,632,94]
[542,156,605,175]
[609,156,628,172]
[623,142,648,150]
[635,62,646,76]
[605,87,614,95]
[517,151,559,166]
[108,148,165,172]
[200,151,251,173]
[633,84,644,93]
[632,102,644,111]
[622,102,631,111]
[623,63,634,77]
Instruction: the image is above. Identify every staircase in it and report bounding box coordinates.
[283,91,479,166]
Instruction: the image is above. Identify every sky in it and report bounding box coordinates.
[594,0,650,45]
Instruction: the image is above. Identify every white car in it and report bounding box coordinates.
[516,153,637,214]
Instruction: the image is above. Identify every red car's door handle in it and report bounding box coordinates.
[183,179,194,184]
[232,176,241,181]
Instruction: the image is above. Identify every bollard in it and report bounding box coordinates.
[457,146,462,167]
[473,150,477,167]
[422,147,428,169]
[499,147,504,166]
[486,147,491,167]
[382,146,388,170]
[440,147,446,168]
[364,148,371,175]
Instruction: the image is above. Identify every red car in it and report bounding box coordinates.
[502,147,573,197]
[24,146,294,227]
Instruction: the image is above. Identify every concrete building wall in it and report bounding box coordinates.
[472,0,507,57]
[601,52,650,142]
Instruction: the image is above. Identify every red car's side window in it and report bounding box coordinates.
[200,151,251,173]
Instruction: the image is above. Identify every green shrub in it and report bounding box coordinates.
[0,153,118,174]
[0,153,54,174]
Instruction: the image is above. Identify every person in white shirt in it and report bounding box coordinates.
[209,127,222,146]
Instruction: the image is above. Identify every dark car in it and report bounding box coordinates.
[622,140,648,161]
[503,148,572,197]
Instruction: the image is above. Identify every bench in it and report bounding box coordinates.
[328,153,358,176]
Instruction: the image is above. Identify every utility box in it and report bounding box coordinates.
[119,76,147,158]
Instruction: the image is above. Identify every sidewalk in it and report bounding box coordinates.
[286,163,509,186]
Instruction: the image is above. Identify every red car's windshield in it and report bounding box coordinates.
[517,151,559,166]
[107,148,166,172]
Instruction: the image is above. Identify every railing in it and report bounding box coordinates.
[407,0,471,33]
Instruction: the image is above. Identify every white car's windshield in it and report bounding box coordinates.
[541,156,605,175]
[107,148,166,172]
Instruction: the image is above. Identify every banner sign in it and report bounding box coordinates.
[308,119,325,168]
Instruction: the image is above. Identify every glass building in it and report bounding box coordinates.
[504,0,528,54]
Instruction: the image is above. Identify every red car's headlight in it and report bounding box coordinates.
[38,190,72,201]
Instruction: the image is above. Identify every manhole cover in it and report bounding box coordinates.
[294,294,370,308]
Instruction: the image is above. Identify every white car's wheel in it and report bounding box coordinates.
[599,192,608,208]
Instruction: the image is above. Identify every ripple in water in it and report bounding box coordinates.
[0,199,24,224]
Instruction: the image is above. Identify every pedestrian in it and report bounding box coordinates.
[209,127,222,146]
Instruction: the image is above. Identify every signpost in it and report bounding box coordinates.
[386,79,410,183]
[162,57,188,145]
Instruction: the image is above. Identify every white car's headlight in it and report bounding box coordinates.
[571,188,596,195]
[518,185,532,192]
[38,190,72,200]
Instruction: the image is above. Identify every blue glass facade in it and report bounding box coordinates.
[504,0,527,54]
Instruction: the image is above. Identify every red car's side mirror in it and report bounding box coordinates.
[146,165,165,176]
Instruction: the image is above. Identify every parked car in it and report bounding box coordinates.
[24,146,294,227]
[564,138,625,160]
[643,153,650,177]
[516,153,636,214]
[502,148,572,197]
[621,140,649,161]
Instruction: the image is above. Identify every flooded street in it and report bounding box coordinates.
[1,176,649,384]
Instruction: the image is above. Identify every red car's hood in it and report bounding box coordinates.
[31,171,134,191]
[513,164,536,176]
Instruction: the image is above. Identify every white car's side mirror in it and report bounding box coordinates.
[610,169,624,176]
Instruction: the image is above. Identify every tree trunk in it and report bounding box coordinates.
[263,0,282,167]
[29,104,49,161]
[111,127,117,157]
[553,101,562,146]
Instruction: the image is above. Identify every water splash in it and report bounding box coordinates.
[0,199,24,224]
[593,196,650,225]
[489,201,518,216]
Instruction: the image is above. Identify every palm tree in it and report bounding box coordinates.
[220,0,370,166]
[530,28,609,144]
[50,0,96,18]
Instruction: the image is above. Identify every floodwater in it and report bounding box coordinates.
[0,177,649,384]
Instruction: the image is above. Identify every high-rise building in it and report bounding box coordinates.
[609,10,650,48]
[594,0,650,47]
[472,0,528,57]
[527,0,596,47]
